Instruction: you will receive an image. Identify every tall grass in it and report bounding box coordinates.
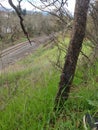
[0,41,98,130]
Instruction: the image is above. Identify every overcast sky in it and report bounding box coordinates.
[0,0,76,13]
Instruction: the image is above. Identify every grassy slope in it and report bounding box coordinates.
[0,40,98,130]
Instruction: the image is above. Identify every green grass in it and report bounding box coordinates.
[0,38,98,130]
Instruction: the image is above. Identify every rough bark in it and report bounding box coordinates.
[54,0,90,111]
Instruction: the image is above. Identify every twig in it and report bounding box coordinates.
[80,50,91,62]
[0,3,11,11]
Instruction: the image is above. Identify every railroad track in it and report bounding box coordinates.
[0,41,30,57]
[0,35,51,57]
[0,35,53,70]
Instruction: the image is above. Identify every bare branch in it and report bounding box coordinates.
[8,0,32,45]
[28,0,72,25]
[80,50,91,62]
[0,3,11,11]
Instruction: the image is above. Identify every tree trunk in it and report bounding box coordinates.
[54,0,90,111]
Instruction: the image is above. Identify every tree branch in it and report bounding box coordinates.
[8,0,32,45]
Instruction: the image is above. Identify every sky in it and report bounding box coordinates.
[0,0,76,13]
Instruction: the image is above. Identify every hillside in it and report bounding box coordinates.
[0,38,98,130]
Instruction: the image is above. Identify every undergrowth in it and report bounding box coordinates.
[0,40,98,130]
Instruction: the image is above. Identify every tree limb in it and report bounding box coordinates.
[8,0,32,45]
